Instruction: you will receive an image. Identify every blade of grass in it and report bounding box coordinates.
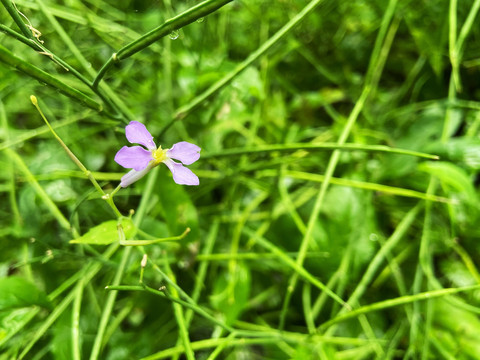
[89,166,159,360]
[163,255,195,360]
[160,0,327,135]
[319,284,480,331]
[92,0,234,88]
[281,170,452,203]
[6,148,72,232]
[244,226,346,308]
[0,44,103,112]
[72,278,84,360]
[279,0,400,330]
[201,142,439,160]
[30,95,123,217]
[0,0,35,38]
[17,243,119,358]
[32,0,133,121]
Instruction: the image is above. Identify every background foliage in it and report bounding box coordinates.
[1,0,480,359]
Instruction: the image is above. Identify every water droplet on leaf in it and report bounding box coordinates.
[169,30,179,40]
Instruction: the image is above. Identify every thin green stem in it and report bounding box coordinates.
[244,227,347,308]
[279,170,451,203]
[160,0,326,136]
[92,0,233,88]
[163,256,195,360]
[202,142,439,160]
[6,148,72,232]
[31,0,132,120]
[318,285,480,331]
[106,284,234,333]
[30,96,123,218]
[0,44,103,112]
[120,227,190,246]
[89,166,159,359]
[0,0,34,38]
[89,247,132,360]
[279,0,399,330]
[72,279,84,360]
[18,244,119,358]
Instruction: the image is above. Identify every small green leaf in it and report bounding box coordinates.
[70,218,135,245]
[0,277,51,311]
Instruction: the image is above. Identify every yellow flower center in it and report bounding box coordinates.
[151,146,168,165]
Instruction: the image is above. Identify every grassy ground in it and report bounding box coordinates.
[1,0,480,359]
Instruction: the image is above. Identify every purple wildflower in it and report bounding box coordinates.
[114,121,200,187]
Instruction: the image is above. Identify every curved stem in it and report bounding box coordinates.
[92,0,233,88]
[0,44,103,112]
[92,54,117,89]
[0,25,124,119]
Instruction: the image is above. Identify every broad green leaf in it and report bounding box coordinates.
[0,277,50,311]
[69,218,134,245]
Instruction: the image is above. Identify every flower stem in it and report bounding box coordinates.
[120,227,190,246]
[30,95,123,218]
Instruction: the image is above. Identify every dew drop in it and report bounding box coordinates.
[168,30,179,40]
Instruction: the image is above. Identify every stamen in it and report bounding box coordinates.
[152,146,168,165]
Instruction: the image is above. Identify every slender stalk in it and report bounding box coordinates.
[120,227,190,246]
[0,25,125,120]
[0,0,33,38]
[32,0,132,121]
[89,247,132,360]
[89,166,158,359]
[92,0,233,88]
[72,279,84,360]
[30,96,123,218]
[160,0,326,136]
[0,44,103,112]
[6,149,72,232]
[318,285,480,331]
[279,0,399,330]
[202,142,439,160]
[281,170,452,203]
[163,257,195,360]
[106,284,233,333]
[244,227,347,308]
[0,25,90,85]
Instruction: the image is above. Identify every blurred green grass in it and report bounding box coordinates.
[1,0,480,359]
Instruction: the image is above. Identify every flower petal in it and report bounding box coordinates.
[163,159,199,185]
[114,146,153,171]
[167,141,201,165]
[119,166,152,187]
[125,121,156,151]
